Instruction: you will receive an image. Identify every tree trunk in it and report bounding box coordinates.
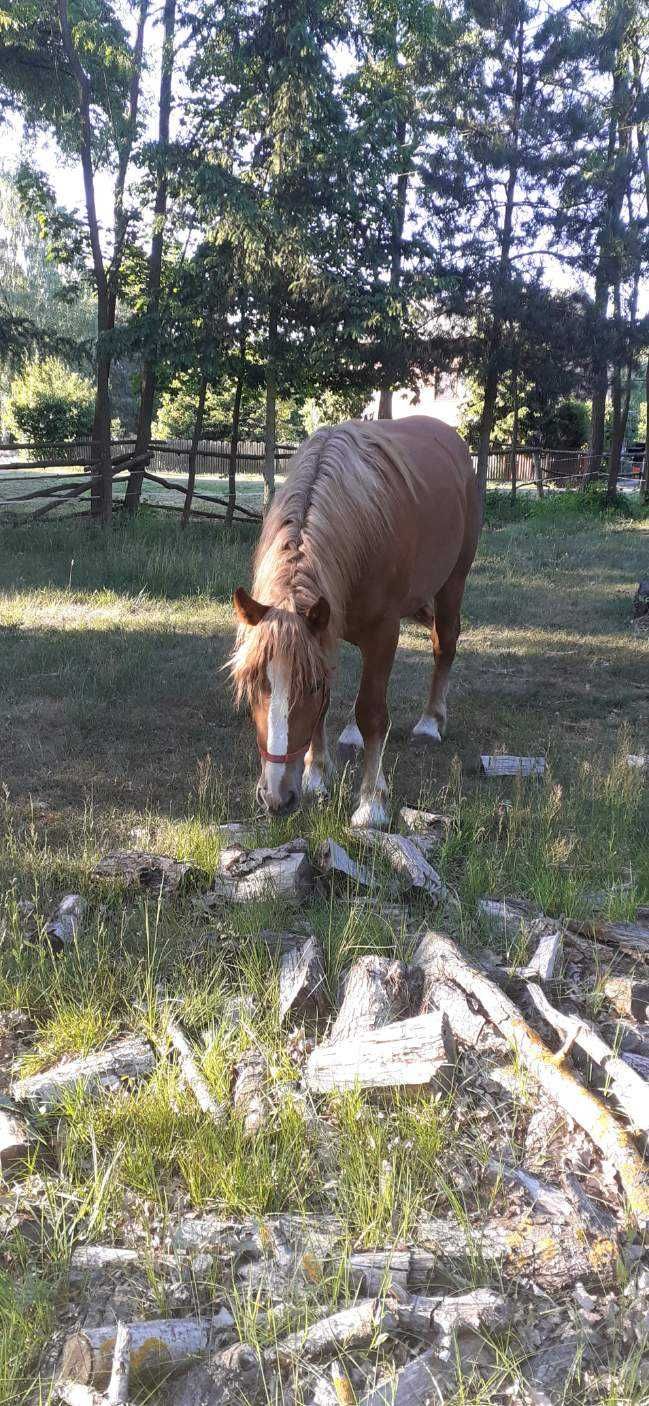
[263,305,277,509]
[377,116,408,420]
[377,387,393,419]
[510,356,519,502]
[226,332,246,526]
[642,357,649,502]
[606,271,637,505]
[475,17,525,514]
[181,373,209,528]
[125,0,177,513]
[584,73,626,489]
[584,271,610,488]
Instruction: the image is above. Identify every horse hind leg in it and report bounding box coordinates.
[412,575,464,747]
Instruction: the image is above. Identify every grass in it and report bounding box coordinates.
[1,491,648,1403]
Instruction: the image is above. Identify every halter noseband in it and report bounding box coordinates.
[258,681,330,765]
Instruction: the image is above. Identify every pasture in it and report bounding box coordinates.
[1,495,649,1405]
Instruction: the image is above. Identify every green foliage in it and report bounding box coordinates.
[540,399,590,450]
[5,356,94,445]
[153,374,307,443]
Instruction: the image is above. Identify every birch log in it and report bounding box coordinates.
[416,1212,618,1291]
[525,982,649,1136]
[106,1322,130,1405]
[566,917,649,956]
[415,932,649,1227]
[207,840,314,905]
[70,1246,140,1275]
[12,1036,154,1110]
[305,1012,455,1093]
[0,1104,31,1166]
[354,831,445,903]
[159,1009,224,1122]
[413,933,496,1046]
[279,935,328,1021]
[273,1298,397,1367]
[329,955,410,1043]
[59,1311,234,1390]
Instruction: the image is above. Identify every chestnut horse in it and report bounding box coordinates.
[230,415,480,826]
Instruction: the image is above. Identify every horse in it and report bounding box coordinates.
[230,414,481,827]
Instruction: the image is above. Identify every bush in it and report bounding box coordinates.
[540,399,589,450]
[5,357,94,446]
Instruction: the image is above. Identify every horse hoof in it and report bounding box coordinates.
[350,799,389,830]
[411,717,443,747]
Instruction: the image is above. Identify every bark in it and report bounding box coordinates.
[476,896,538,938]
[329,955,410,1043]
[606,268,637,505]
[358,1349,451,1406]
[417,1210,619,1291]
[316,839,373,888]
[510,356,519,502]
[60,1314,236,1391]
[602,977,649,1021]
[93,850,203,897]
[416,932,649,1226]
[0,1105,31,1167]
[642,357,649,502]
[45,895,86,952]
[13,1036,154,1110]
[475,15,525,511]
[106,1323,130,1406]
[263,304,277,508]
[305,1011,456,1093]
[226,332,247,526]
[585,73,626,488]
[70,1247,139,1275]
[517,921,562,982]
[233,1050,268,1135]
[181,373,209,528]
[273,1298,397,1368]
[159,1009,224,1121]
[566,917,649,956]
[525,981,649,1135]
[413,934,500,1046]
[207,840,314,905]
[278,935,328,1021]
[125,0,177,513]
[480,754,545,777]
[377,116,408,420]
[398,809,450,848]
[585,268,611,487]
[355,830,445,902]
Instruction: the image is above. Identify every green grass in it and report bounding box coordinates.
[1,494,648,1403]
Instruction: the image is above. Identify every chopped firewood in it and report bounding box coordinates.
[413,933,502,1047]
[93,851,201,897]
[59,1310,235,1390]
[106,1322,130,1405]
[398,808,450,846]
[257,928,313,953]
[622,1050,649,1078]
[561,1172,618,1236]
[480,754,545,777]
[602,977,649,1021]
[158,1005,224,1122]
[566,916,649,955]
[206,839,314,905]
[329,955,410,1043]
[330,1359,356,1406]
[232,1050,268,1135]
[57,1384,107,1406]
[358,1348,451,1406]
[476,895,539,937]
[12,1035,154,1111]
[45,894,87,951]
[164,1343,264,1406]
[279,935,328,1021]
[486,1159,576,1220]
[525,981,649,1136]
[305,1012,456,1093]
[416,932,649,1227]
[627,753,649,769]
[0,1101,31,1167]
[354,830,445,902]
[273,1297,397,1368]
[600,1017,649,1055]
[392,1287,510,1342]
[417,1211,619,1291]
[517,921,563,981]
[316,839,373,887]
[70,1247,139,1275]
[348,1250,412,1296]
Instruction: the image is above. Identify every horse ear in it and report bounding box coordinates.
[233,587,270,626]
[306,596,330,634]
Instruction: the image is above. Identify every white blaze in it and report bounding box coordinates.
[265,657,290,802]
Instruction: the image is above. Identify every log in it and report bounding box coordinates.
[106,1322,130,1405]
[305,1012,456,1093]
[273,1298,397,1368]
[257,928,313,954]
[232,1051,268,1135]
[480,755,545,778]
[358,1349,451,1406]
[517,922,562,981]
[13,1035,154,1110]
[56,1384,106,1406]
[566,916,649,956]
[93,851,202,898]
[59,1311,235,1391]
[206,840,314,905]
[525,982,649,1136]
[159,1009,224,1122]
[278,935,328,1021]
[0,1102,31,1167]
[45,894,87,951]
[398,808,450,847]
[416,1212,619,1291]
[70,1247,140,1275]
[632,579,649,618]
[354,831,445,903]
[486,1159,576,1220]
[561,1172,618,1236]
[476,896,538,937]
[413,933,500,1046]
[165,1344,265,1406]
[622,1050,649,1078]
[416,932,649,1227]
[348,1250,412,1296]
[602,977,649,1021]
[316,839,373,888]
[329,955,410,1043]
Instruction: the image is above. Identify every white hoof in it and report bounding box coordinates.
[350,798,389,830]
[411,715,443,745]
[303,762,328,797]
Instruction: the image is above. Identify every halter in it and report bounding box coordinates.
[258,680,330,765]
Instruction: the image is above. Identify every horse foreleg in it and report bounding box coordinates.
[303,699,332,797]
[350,623,399,829]
[412,574,463,746]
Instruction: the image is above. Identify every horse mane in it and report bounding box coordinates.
[229,420,417,702]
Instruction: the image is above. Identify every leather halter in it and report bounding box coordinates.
[258,681,330,765]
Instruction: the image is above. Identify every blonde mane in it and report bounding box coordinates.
[229,420,417,702]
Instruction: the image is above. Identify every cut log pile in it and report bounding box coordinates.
[8,815,649,1405]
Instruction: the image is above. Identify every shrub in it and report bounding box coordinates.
[5,357,94,447]
[540,399,589,450]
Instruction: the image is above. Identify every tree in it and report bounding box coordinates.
[5,356,94,445]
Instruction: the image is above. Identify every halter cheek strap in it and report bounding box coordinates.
[258,683,330,765]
